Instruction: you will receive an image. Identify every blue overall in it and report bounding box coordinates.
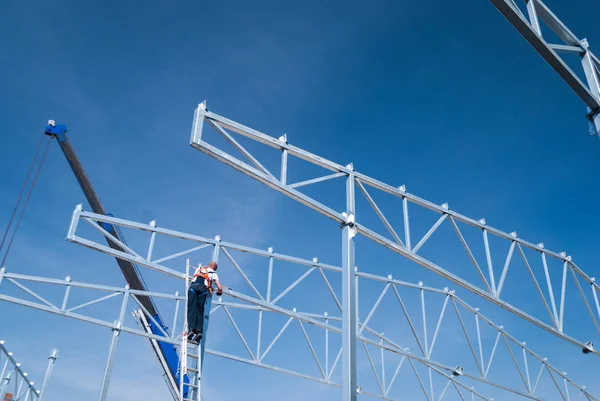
[188,281,209,334]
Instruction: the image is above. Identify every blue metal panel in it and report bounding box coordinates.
[44,124,67,139]
[44,121,186,398]
[147,315,190,397]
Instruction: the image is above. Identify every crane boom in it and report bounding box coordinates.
[52,131,156,312]
[44,121,185,399]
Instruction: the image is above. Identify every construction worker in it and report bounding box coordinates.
[187,261,223,343]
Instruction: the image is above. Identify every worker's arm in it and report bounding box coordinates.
[215,279,223,295]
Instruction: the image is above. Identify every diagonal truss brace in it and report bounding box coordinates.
[60,208,599,401]
[0,342,57,401]
[0,342,40,401]
[0,269,492,401]
[189,102,600,358]
[4,268,595,401]
[490,0,600,135]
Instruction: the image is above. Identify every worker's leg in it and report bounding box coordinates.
[189,282,207,334]
[196,290,208,337]
[187,286,199,334]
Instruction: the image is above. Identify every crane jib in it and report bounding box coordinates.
[44,122,186,398]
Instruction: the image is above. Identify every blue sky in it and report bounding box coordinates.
[2,0,600,400]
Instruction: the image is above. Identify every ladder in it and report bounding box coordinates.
[179,260,204,401]
[179,337,201,401]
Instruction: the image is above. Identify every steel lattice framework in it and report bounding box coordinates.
[490,0,600,135]
[1,2,598,401]
[187,100,600,400]
[0,207,595,400]
[0,341,57,401]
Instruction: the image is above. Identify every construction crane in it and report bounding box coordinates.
[43,120,187,400]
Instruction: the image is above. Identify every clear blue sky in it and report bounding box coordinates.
[1,0,600,400]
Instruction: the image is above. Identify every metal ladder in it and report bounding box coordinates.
[180,261,202,401]
[179,338,201,401]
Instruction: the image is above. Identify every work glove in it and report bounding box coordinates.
[216,289,223,296]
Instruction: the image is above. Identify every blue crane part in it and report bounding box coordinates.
[44,121,189,399]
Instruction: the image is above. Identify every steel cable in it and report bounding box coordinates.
[1,135,53,266]
[0,134,47,251]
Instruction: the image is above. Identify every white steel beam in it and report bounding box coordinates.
[0,341,49,401]
[188,105,600,359]
[58,211,598,401]
[489,0,600,135]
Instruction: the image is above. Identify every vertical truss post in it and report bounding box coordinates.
[258,247,274,360]
[181,260,191,401]
[25,387,32,401]
[0,361,7,395]
[147,220,157,261]
[325,313,330,380]
[197,237,221,367]
[212,237,221,264]
[97,285,129,401]
[525,0,542,36]
[190,102,206,144]
[0,369,10,396]
[38,348,58,401]
[172,290,181,340]
[281,135,288,185]
[14,373,21,399]
[341,168,357,401]
[580,39,600,136]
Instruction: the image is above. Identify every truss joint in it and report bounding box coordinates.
[112,320,123,332]
[583,341,594,354]
[586,107,600,121]
[339,213,357,239]
[452,366,464,376]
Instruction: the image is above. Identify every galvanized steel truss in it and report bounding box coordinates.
[0,265,185,401]
[189,102,600,350]
[188,102,600,400]
[0,341,57,401]
[0,4,595,401]
[4,207,587,400]
[490,0,600,135]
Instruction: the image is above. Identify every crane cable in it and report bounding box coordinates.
[0,134,53,266]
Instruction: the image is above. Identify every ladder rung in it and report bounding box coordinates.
[187,367,199,373]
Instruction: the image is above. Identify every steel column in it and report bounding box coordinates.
[342,170,357,401]
[98,286,129,401]
[187,110,600,357]
[38,348,58,401]
[53,207,600,399]
[199,238,221,367]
